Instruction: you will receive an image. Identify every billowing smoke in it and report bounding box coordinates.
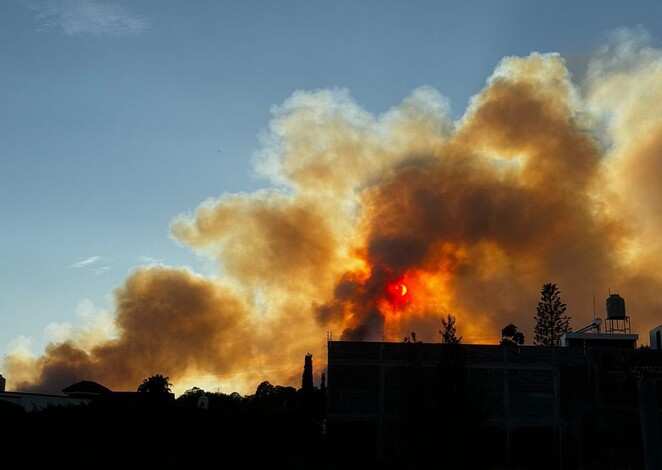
[5,28,662,396]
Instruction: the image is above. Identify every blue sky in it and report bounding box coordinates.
[3,0,662,392]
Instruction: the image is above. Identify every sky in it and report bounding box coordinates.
[3,0,662,397]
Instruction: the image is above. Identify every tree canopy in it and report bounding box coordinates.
[137,374,173,394]
[500,323,525,345]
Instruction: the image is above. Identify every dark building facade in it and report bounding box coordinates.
[326,341,662,469]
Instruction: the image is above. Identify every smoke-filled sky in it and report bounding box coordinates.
[3,1,662,397]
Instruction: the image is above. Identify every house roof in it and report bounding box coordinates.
[62,380,111,396]
[0,397,25,415]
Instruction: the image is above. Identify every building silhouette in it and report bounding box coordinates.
[326,329,662,469]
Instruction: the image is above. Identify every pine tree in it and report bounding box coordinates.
[439,314,462,344]
[533,283,570,346]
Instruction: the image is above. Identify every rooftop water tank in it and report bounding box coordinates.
[606,293,626,319]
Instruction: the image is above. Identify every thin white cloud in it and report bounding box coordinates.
[27,0,150,37]
[138,255,165,266]
[69,256,111,274]
[70,256,100,268]
[92,266,111,276]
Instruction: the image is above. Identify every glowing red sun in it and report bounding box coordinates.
[386,280,410,308]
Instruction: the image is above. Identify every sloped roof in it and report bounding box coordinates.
[0,397,25,415]
[62,380,111,396]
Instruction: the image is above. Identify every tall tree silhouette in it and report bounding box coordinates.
[439,314,462,344]
[302,353,313,393]
[533,283,570,346]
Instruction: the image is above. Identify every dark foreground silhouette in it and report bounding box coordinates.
[4,385,329,469]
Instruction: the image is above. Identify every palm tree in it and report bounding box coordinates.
[137,374,173,394]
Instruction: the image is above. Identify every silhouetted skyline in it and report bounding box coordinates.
[4,2,662,398]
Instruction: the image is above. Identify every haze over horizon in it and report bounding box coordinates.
[3,1,662,397]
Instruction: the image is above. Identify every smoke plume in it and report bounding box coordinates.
[5,29,662,396]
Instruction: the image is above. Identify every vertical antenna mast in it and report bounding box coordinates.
[593,294,596,320]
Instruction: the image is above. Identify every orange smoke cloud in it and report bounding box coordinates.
[5,267,255,394]
[5,29,662,395]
